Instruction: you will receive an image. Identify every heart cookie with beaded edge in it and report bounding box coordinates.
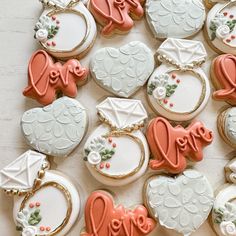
[21,96,88,158]
[90,41,155,98]
[144,170,214,236]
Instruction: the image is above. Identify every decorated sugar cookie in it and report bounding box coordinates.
[212,158,236,236]
[144,170,214,236]
[90,41,155,98]
[0,150,81,236]
[83,97,149,186]
[146,117,213,174]
[147,38,210,121]
[88,0,144,36]
[23,50,88,105]
[211,54,236,105]
[34,0,97,59]
[81,190,156,236]
[217,107,236,148]
[146,0,206,39]
[206,0,236,54]
[21,97,88,158]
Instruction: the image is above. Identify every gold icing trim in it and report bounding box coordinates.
[20,181,73,236]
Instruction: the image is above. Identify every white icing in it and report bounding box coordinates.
[206,1,236,54]
[0,151,46,191]
[146,170,214,236]
[225,107,236,146]
[90,41,155,98]
[220,221,236,235]
[22,226,37,236]
[36,1,97,59]
[87,151,102,165]
[96,97,147,129]
[21,97,88,158]
[84,124,149,186]
[145,0,206,39]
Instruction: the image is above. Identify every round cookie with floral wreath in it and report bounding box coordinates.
[205,0,236,54]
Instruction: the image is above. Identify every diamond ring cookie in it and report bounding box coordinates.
[0,150,81,236]
[83,97,150,186]
[146,117,213,174]
[23,50,88,105]
[34,0,97,59]
[21,97,88,158]
[217,107,236,148]
[147,38,211,122]
[88,0,144,36]
[144,170,214,236]
[80,190,156,236]
[145,0,206,39]
[205,0,236,54]
[212,158,236,236]
[90,41,155,98]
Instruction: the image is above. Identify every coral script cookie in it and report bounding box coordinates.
[146,0,206,39]
[35,0,97,59]
[145,170,214,236]
[88,0,144,36]
[212,158,236,236]
[90,41,155,98]
[211,54,236,105]
[81,190,156,236]
[146,117,213,174]
[147,38,210,121]
[83,97,150,186]
[21,97,88,158]
[206,0,236,54]
[23,50,88,105]
[0,150,81,236]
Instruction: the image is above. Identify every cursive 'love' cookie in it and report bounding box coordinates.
[211,54,236,105]
[146,117,213,174]
[23,50,88,105]
[81,190,156,236]
[88,0,144,36]
[144,170,214,236]
[90,41,155,98]
[21,97,88,158]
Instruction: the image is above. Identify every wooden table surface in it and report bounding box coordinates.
[0,1,234,235]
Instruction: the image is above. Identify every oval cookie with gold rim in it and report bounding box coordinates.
[147,38,210,122]
[83,97,149,186]
[0,150,81,236]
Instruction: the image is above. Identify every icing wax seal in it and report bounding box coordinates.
[147,38,210,121]
[211,54,236,105]
[205,0,236,55]
[81,190,156,236]
[88,0,144,36]
[146,117,213,174]
[0,150,81,236]
[34,0,97,59]
[146,0,206,39]
[83,97,150,186]
[90,41,155,98]
[21,97,88,158]
[23,50,88,105]
[144,170,214,236]
[212,158,236,236]
[217,107,236,148]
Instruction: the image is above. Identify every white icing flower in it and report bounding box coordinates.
[87,151,102,165]
[35,29,48,42]
[155,74,169,87]
[22,226,37,236]
[212,13,228,28]
[153,87,167,100]
[16,210,29,228]
[151,74,169,100]
[220,221,236,236]
[216,25,230,39]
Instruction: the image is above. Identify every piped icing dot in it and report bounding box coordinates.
[52,41,56,47]
[100,163,104,169]
[223,12,228,16]
[36,202,41,207]
[112,143,117,148]
[230,14,234,19]
[172,74,176,79]
[163,99,168,104]
[52,15,56,21]
[56,20,60,24]
[46,42,51,46]
[29,203,34,208]
[170,103,174,107]
[40,226,45,231]
[226,39,231,43]
[231,35,236,39]
[46,227,51,232]
[108,137,112,143]
[106,163,110,168]
[177,79,180,83]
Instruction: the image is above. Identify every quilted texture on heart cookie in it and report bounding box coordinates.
[90,41,155,98]
[21,97,88,158]
[145,170,214,236]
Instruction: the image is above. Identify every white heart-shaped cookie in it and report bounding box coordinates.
[145,170,214,236]
[21,97,87,158]
[90,41,155,98]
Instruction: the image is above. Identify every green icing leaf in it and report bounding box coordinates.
[28,209,42,226]
[211,32,216,41]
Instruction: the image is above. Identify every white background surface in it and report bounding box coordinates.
[0,1,235,235]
